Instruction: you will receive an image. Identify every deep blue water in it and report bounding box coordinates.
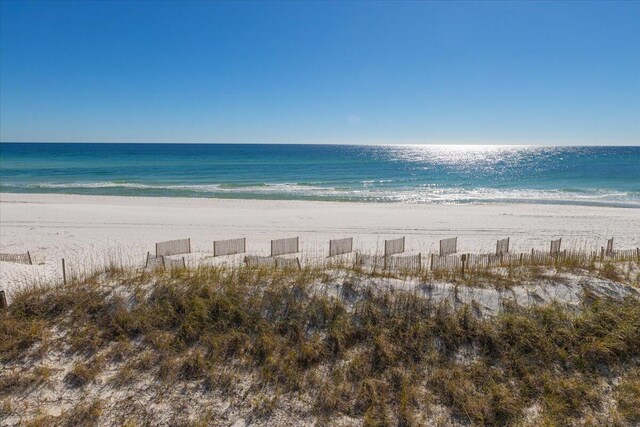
[1,143,639,207]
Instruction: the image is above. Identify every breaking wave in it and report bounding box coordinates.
[3,181,639,208]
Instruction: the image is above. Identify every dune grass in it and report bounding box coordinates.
[1,261,639,426]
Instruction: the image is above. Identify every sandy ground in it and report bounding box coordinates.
[1,193,639,298]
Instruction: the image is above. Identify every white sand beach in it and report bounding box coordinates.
[1,192,639,297]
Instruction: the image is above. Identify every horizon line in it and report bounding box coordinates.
[2,141,639,147]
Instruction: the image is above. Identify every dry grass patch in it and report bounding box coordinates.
[23,399,103,427]
[65,358,104,388]
[1,263,638,425]
[616,368,640,424]
[0,365,53,396]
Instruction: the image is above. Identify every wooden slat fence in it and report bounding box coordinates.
[515,249,591,265]
[384,237,405,257]
[243,255,301,269]
[463,248,640,268]
[499,253,524,266]
[604,248,640,262]
[386,253,422,273]
[565,250,597,263]
[145,253,165,271]
[214,237,246,257]
[0,252,32,265]
[156,238,191,257]
[144,253,185,271]
[606,238,614,255]
[440,237,457,256]
[355,253,385,270]
[550,238,562,256]
[430,254,462,271]
[533,249,558,263]
[329,237,353,257]
[467,253,501,269]
[430,248,614,272]
[496,238,510,256]
[271,237,299,257]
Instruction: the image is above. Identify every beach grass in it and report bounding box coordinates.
[1,260,639,426]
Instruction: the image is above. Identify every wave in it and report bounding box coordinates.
[6,181,333,193]
[2,181,639,207]
[33,182,156,189]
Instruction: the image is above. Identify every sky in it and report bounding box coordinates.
[1,0,639,145]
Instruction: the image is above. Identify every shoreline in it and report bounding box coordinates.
[2,189,639,210]
[2,192,640,295]
[2,190,640,208]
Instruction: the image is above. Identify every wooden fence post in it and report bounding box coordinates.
[430,253,435,271]
[27,251,32,265]
[0,290,7,310]
[418,253,422,272]
[461,254,467,277]
[62,258,66,284]
[600,247,605,260]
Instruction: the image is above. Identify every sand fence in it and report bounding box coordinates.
[430,254,463,271]
[385,253,422,273]
[354,253,385,270]
[239,236,302,269]
[145,250,187,271]
[329,237,353,257]
[145,253,165,271]
[4,235,640,289]
[496,238,510,256]
[384,236,405,257]
[0,252,32,265]
[439,237,458,256]
[156,238,191,257]
[213,237,246,257]
[244,255,301,270]
[606,238,614,256]
[239,236,301,269]
[271,237,299,257]
[147,234,638,274]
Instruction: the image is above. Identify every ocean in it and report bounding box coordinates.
[1,143,639,207]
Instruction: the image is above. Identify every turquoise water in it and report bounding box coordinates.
[1,143,639,207]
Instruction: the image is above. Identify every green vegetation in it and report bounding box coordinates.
[1,261,639,426]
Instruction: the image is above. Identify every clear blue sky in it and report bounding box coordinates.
[1,0,638,145]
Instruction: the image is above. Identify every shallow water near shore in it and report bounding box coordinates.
[1,143,639,207]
